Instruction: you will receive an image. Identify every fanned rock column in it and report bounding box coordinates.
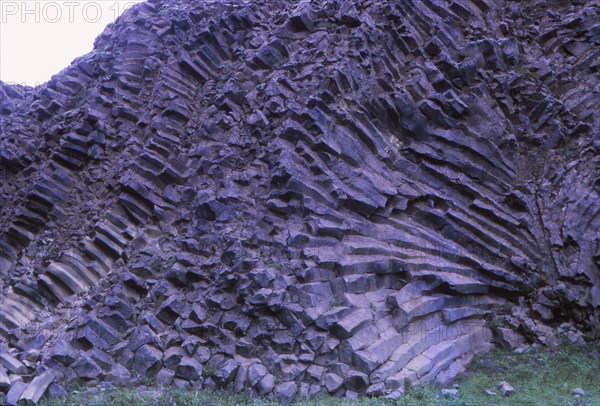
[0,0,598,402]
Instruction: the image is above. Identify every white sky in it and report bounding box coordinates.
[0,0,144,86]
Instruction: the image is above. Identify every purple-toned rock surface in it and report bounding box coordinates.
[0,0,598,402]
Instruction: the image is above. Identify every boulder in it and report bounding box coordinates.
[497,381,515,396]
[49,342,78,366]
[212,359,238,387]
[19,370,56,404]
[176,357,203,381]
[107,364,132,386]
[156,368,175,385]
[256,374,275,396]
[274,381,298,404]
[5,382,27,406]
[72,353,103,379]
[156,296,185,325]
[366,383,385,397]
[330,308,372,339]
[345,370,368,391]
[442,388,458,397]
[289,0,314,32]
[47,383,68,399]
[324,373,344,393]
[0,365,10,392]
[163,346,186,370]
[0,353,27,375]
[495,327,526,349]
[247,363,268,387]
[132,345,162,376]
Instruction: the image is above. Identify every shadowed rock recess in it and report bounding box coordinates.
[0,0,598,402]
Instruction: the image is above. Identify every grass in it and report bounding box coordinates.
[444,339,600,406]
[514,65,540,80]
[36,340,599,406]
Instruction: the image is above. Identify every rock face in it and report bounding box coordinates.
[0,0,598,402]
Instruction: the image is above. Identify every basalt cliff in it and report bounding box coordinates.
[0,0,598,403]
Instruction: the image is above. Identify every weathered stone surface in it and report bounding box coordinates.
[324,373,344,393]
[107,364,132,386]
[212,359,238,387]
[248,363,268,387]
[163,347,185,370]
[345,370,368,392]
[156,368,175,385]
[5,382,27,406]
[256,374,275,396]
[442,388,458,397]
[19,370,56,404]
[156,296,184,324]
[366,383,385,397]
[0,353,27,375]
[24,349,40,363]
[48,342,78,367]
[274,381,298,404]
[47,383,68,399]
[176,357,203,381]
[0,0,597,400]
[495,328,525,350]
[0,365,10,391]
[330,308,372,339]
[72,354,103,379]
[289,0,314,32]
[132,345,162,376]
[497,381,515,396]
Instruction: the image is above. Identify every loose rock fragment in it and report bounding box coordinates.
[496,381,515,396]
